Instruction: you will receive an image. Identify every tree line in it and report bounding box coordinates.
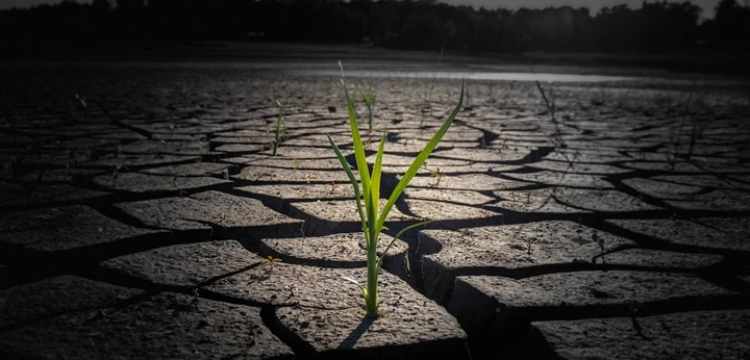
[1,0,748,53]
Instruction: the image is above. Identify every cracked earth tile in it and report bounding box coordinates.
[553,188,663,212]
[12,168,105,182]
[447,271,744,349]
[490,189,585,214]
[235,184,356,213]
[605,218,750,253]
[420,221,634,303]
[409,173,530,191]
[533,310,750,360]
[0,292,293,360]
[364,153,479,174]
[0,205,169,258]
[619,161,703,172]
[396,126,484,142]
[101,240,259,289]
[651,174,750,191]
[206,263,401,308]
[0,181,110,209]
[213,143,265,154]
[0,275,142,329]
[93,172,233,194]
[77,154,202,170]
[404,188,495,206]
[504,171,616,189]
[275,298,468,359]
[115,190,302,244]
[234,166,353,184]
[404,199,502,224]
[526,160,630,175]
[430,147,531,164]
[140,162,235,177]
[621,177,704,200]
[663,189,750,212]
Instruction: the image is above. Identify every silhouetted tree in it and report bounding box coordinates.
[701,0,750,50]
[0,0,746,55]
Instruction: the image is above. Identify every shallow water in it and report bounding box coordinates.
[292,69,631,83]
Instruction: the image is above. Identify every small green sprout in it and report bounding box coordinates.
[272,90,285,156]
[329,181,336,193]
[593,231,607,264]
[328,62,463,318]
[535,80,564,149]
[75,93,87,110]
[593,231,605,252]
[355,83,376,133]
[430,166,443,186]
[525,235,539,255]
[261,256,282,271]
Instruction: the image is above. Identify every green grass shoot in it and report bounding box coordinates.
[355,83,376,133]
[328,61,463,318]
[272,90,284,156]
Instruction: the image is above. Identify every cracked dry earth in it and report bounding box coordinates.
[1,63,749,360]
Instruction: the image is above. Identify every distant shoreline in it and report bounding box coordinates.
[2,41,749,78]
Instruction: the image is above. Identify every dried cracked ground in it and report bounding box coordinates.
[0,64,749,360]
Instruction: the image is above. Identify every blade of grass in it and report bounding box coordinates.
[375,81,464,232]
[370,134,386,219]
[342,276,367,299]
[375,220,434,271]
[273,99,283,156]
[328,135,369,244]
[340,63,373,236]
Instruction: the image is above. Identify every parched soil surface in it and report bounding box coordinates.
[1,56,749,359]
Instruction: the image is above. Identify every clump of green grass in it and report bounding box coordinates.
[328,62,463,318]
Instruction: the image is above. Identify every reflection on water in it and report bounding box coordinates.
[293,69,630,83]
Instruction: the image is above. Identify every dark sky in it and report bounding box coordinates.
[0,0,722,19]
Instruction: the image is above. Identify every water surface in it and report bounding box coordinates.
[293,69,631,83]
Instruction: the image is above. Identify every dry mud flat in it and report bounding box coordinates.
[1,63,749,359]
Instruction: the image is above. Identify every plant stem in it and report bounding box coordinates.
[368,107,373,133]
[365,228,379,318]
[273,100,283,156]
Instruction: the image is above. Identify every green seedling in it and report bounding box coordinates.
[526,238,538,255]
[430,166,443,186]
[329,181,336,193]
[261,256,282,271]
[328,62,463,318]
[75,93,88,110]
[356,83,377,133]
[272,90,285,156]
[682,89,710,162]
[535,80,563,148]
[75,93,89,121]
[592,231,606,264]
[487,83,497,104]
[419,39,447,129]
[253,172,271,181]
